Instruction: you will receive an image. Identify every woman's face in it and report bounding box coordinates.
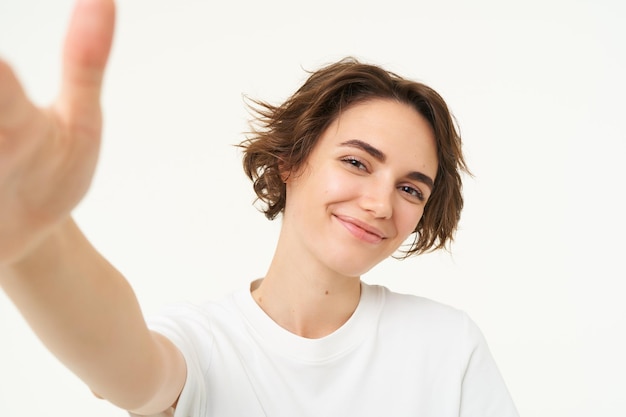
[282,98,438,278]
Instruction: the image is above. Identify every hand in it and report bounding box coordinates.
[0,0,115,264]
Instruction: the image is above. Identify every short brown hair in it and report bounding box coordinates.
[240,57,469,256]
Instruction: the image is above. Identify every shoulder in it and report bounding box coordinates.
[368,283,483,350]
[371,283,467,323]
[143,291,245,354]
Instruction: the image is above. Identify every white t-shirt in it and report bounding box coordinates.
[143,282,519,417]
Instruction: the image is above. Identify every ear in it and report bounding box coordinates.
[279,160,307,184]
[278,160,293,183]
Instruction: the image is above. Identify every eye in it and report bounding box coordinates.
[341,156,368,172]
[399,184,425,202]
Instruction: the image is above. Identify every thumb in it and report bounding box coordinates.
[56,0,116,131]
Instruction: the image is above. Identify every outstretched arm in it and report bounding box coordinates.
[0,1,185,414]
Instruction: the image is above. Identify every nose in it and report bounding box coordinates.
[359,179,394,219]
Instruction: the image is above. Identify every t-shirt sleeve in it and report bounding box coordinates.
[460,313,520,417]
[129,303,213,417]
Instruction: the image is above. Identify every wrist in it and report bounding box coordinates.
[0,216,75,278]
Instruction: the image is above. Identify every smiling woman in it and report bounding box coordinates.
[260,98,440,279]
[0,1,519,416]
[242,58,466,257]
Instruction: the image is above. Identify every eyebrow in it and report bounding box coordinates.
[340,139,435,190]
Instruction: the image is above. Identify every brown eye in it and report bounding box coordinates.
[341,157,367,171]
[399,185,424,202]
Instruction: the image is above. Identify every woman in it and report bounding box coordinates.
[0,0,518,416]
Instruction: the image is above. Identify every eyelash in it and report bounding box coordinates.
[399,185,425,202]
[341,157,425,202]
[341,156,368,171]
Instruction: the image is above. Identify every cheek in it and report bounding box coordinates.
[397,207,425,237]
[322,178,346,199]
[318,168,356,199]
[286,168,344,214]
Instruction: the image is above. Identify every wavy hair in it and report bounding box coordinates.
[240,57,469,256]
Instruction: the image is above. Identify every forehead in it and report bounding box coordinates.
[317,98,438,174]
[328,98,434,140]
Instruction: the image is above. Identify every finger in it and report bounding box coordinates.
[56,0,116,131]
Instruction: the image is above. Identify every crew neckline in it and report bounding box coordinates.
[232,281,384,363]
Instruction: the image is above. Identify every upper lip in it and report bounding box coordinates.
[333,214,387,239]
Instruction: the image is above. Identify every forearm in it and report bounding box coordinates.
[0,217,181,412]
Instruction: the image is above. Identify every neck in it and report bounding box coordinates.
[251,239,362,339]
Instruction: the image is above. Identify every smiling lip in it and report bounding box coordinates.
[333,214,386,244]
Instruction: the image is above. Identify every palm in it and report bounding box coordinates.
[0,0,115,263]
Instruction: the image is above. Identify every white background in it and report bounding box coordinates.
[1,0,625,416]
